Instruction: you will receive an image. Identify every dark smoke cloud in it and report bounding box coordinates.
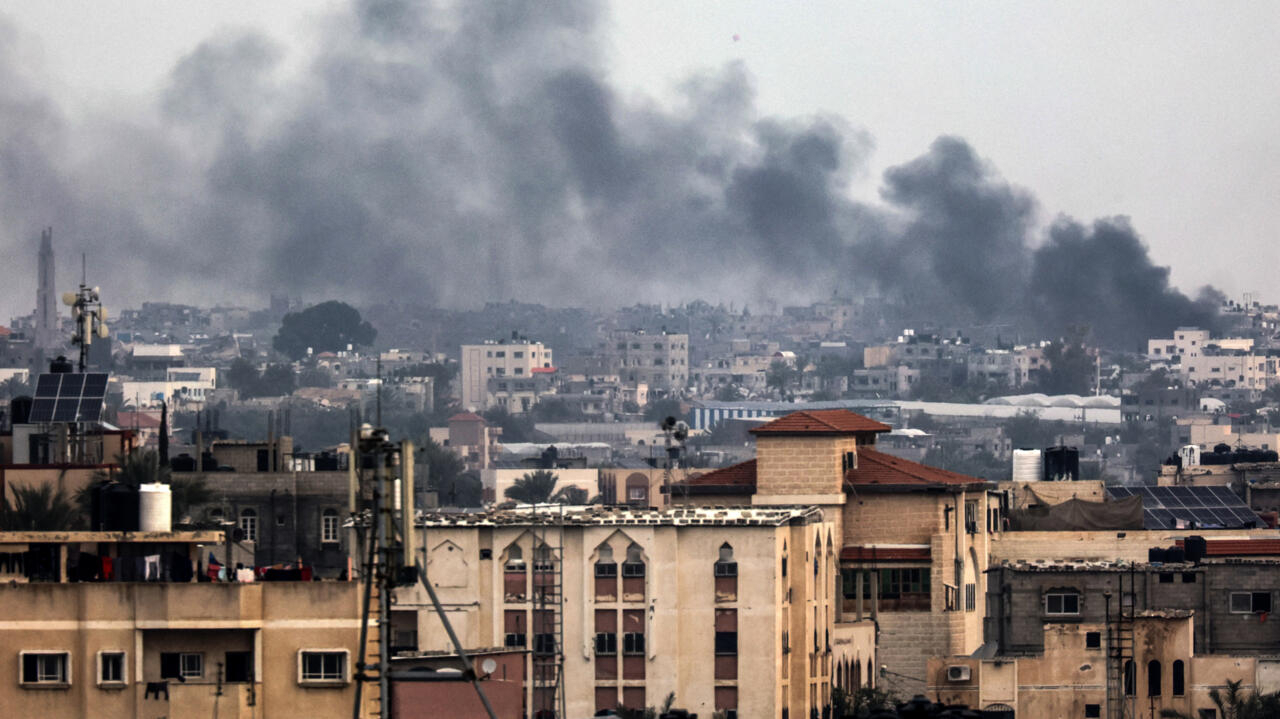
[1029,217,1223,348]
[0,1,1223,348]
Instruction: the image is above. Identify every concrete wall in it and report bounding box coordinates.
[0,582,362,719]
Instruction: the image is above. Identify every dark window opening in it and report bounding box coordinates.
[225,651,253,683]
[1085,632,1101,649]
[715,632,738,655]
[1173,660,1185,696]
[1085,705,1101,718]
[1148,660,1162,697]
[595,633,617,655]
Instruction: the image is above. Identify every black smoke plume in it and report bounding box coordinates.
[0,0,1222,348]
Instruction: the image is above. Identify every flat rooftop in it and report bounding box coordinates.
[417,505,822,528]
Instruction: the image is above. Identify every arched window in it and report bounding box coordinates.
[503,543,527,602]
[594,544,617,601]
[207,507,224,523]
[505,544,525,571]
[239,508,257,542]
[622,543,645,577]
[854,659,862,688]
[321,508,340,543]
[715,543,737,601]
[1148,660,1162,697]
[1172,660,1185,696]
[1123,660,1135,696]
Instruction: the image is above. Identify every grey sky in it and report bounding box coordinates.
[1,1,1277,320]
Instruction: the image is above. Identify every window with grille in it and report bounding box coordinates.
[20,652,69,686]
[1230,591,1272,614]
[964,583,977,612]
[533,634,557,656]
[595,633,617,655]
[624,633,645,655]
[299,651,347,683]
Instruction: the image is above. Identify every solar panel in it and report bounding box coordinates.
[25,373,109,424]
[1107,485,1263,530]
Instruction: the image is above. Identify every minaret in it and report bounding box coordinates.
[35,227,57,350]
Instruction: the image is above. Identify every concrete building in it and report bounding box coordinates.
[407,504,866,719]
[601,330,689,396]
[928,612,1277,719]
[0,530,366,718]
[672,409,998,696]
[460,338,555,413]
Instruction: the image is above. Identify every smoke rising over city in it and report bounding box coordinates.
[0,0,1223,347]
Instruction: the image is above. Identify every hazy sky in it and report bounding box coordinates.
[1,1,1277,319]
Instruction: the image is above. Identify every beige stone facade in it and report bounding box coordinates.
[404,506,867,719]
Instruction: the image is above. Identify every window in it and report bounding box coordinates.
[21,652,70,686]
[1230,591,1272,614]
[1148,660,1162,697]
[1085,705,1101,718]
[321,509,340,543]
[533,633,556,656]
[965,583,977,612]
[504,632,526,648]
[1182,572,1197,583]
[299,650,347,684]
[1159,572,1174,584]
[622,544,645,577]
[715,561,738,577]
[623,633,645,655]
[1044,591,1081,616]
[1124,660,1135,696]
[225,651,253,683]
[1173,660,1185,696]
[1085,632,1101,649]
[98,651,125,685]
[715,632,738,655]
[240,508,258,542]
[595,633,617,655]
[595,562,617,577]
[159,652,203,680]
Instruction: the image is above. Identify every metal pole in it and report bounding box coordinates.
[376,455,391,715]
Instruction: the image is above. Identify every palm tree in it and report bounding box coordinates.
[504,470,560,504]
[2,483,84,530]
[77,449,212,524]
[1161,679,1280,719]
[551,486,589,505]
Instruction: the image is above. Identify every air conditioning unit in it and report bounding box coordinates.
[946,665,972,682]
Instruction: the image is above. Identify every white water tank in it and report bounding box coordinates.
[1012,449,1043,482]
[139,483,172,532]
[1179,444,1201,468]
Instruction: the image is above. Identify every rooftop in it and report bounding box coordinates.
[416,504,821,528]
[848,448,987,489]
[750,409,891,436]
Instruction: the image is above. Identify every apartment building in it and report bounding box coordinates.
[460,338,555,413]
[407,504,870,719]
[601,330,689,396]
[0,530,365,718]
[672,409,999,696]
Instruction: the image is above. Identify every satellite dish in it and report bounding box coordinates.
[61,292,77,306]
[481,658,498,675]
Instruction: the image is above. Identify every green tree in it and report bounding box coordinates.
[272,300,376,361]
[77,450,212,524]
[714,384,742,402]
[226,358,260,394]
[437,470,483,508]
[482,406,537,443]
[766,359,797,398]
[297,367,334,388]
[1038,326,1095,395]
[551,486,589,504]
[257,364,297,397]
[504,470,560,504]
[643,398,684,423]
[1161,678,1280,718]
[421,438,464,493]
[1,482,83,530]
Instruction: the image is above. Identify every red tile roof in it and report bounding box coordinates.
[841,545,931,561]
[847,448,986,489]
[749,409,891,436]
[531,367,557,374]
[449,412,485,422]
[677,460,758,494]
[1175,539,1280,556]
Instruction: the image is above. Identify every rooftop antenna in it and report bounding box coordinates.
[62,268,107,373]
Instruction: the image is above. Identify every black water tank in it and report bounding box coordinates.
[170,453,198,472]
[9,396,32,424]
[1185,535,1208,563]
[92,483,140,532]
[1044,446,1080,481]
[314,452,339,471]
[49,356,74,374]
[1166,546,1186,563]
[1149,547,1168,563]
